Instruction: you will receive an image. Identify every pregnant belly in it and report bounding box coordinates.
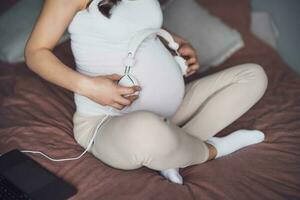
[118,38,185,118]
[74,37,185,118]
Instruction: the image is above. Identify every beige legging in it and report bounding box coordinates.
[73,63,268,171]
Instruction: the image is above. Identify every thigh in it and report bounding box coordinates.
[73,111,108,151]
[77,111,175,170]
[73,110,210,170]
[73,111,138,170]
[169,68,232,126]
[169,63,267,127]
[90,110,211,170]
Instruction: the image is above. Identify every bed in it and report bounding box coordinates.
[1,0,300,199]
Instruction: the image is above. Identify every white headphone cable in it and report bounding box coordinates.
[20,107,114,162]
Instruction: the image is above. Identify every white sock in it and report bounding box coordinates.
[159,168,183,184]
[206,129,265,159]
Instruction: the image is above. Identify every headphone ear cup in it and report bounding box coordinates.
[174,56,188,75]
[168,42,180,51]
[117,75,140,96]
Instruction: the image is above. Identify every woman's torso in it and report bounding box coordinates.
[68,0,185,118]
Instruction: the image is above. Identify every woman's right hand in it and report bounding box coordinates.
[81,73,141,110]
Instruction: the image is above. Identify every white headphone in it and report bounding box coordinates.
[19,28,188,162]
[118,28,188,93]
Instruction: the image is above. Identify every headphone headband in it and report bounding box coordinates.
[123,28,180,67]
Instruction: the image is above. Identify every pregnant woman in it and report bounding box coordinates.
[25,0,268,184]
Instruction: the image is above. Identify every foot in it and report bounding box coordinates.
[159,168,183,184]
[206,129,265,159]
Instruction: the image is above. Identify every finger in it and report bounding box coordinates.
[186,64,197,71]
[191,63,200,71]
[186,67,192,74]
[178,46,195,57]
[126,95,139,103]
[187,64,199,73]
[115,95,132,106]
[179,48,193,58]
[184,70,193,77]
[118,85,141,95]
[133,85,142,91]
[187,69,197,76]
[107,73,123,81]
[186,66,197,74]
[121,96,139,106]
[185,71,193,77]
[111,102,124,110]
[187,57,197,65]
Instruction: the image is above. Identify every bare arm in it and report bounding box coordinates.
[24,0,90,95]
[25,0,140,110]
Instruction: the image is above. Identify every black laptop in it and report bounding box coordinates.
[0,149,77,200]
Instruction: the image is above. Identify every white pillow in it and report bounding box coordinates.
[0,0,69,64]
[162,0,245,72]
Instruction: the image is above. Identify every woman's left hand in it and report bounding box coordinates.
[178,42,200,77]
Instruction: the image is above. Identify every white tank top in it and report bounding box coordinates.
[68,0,185,118]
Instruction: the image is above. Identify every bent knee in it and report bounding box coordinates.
[239,63,268,95]
[249,63,268,88]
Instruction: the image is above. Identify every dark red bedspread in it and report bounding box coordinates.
[1,0,300,199]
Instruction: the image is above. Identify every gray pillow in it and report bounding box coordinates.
[0,0,69,64]
[162,0,245,72]
[251,11,279,50]
[159,0,175,10]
